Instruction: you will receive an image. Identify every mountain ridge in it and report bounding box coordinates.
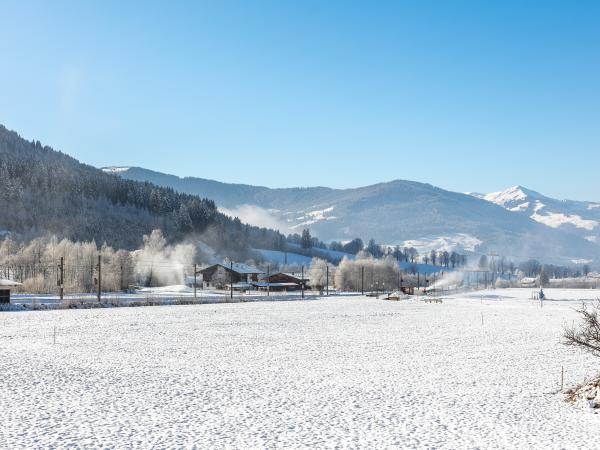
[104,166,600,264]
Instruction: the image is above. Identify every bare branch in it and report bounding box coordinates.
[563,300,600,358]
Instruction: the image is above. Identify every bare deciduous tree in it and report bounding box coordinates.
[563,301,600,357]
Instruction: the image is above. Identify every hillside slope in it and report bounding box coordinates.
[0,125,285,257]
[106,167,600,263]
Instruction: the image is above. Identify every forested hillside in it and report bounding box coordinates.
[0,124,286,258]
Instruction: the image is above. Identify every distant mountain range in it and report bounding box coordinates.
[103,167,600,265]
[7,117,595,267]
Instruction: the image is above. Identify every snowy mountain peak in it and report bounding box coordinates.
[476,185,600,234]
[483,186,528,207]
[483,185,543,208]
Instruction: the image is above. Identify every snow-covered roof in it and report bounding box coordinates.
[230,263,263,274]
[263,272,309,281]
[200,263,263,275]
[283,272,310,280]
[0,279,22,287]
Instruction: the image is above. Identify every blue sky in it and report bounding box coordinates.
[1,1,599,200]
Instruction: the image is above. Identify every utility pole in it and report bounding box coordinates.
[59,257,64,301]
[488,251,498,285]
[361,266,364,295]
[194,263,197,299]
[120,264,124,292]
[230,261,233,300]
[301,265,305,299]
[326,265,329,296]
[267,264,270,297]
[97,254,102,303]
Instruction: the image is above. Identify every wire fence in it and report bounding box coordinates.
[1,256,422,308]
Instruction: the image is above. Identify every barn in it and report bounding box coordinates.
[198,263,264,288]
[0,279,22,304]
[261,272,310,291]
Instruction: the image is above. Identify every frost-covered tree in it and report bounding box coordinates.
[0,235,137,294]
[334,255,400,292]
[308,257,329,290]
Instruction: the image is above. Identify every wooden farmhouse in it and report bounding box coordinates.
[260,272,310,291]
[198,263,263,288]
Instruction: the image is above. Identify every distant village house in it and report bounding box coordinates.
[259,272,310,291]
[198,263,263,289]
[0,279,22,304]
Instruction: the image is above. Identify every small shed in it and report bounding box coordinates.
[0,279,22,304]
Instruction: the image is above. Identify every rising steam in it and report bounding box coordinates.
[134,229,196,286]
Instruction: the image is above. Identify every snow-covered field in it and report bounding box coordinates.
[1,288,599,448]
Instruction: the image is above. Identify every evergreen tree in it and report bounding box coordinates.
[301,229,312,249]
[539,266,550,287]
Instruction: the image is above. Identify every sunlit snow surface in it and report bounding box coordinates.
[1,289,599,448]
